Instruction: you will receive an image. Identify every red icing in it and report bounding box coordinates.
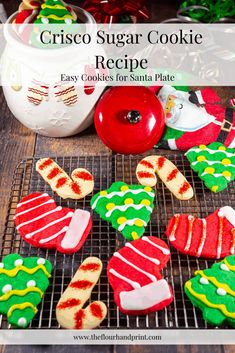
[47,167,61,180]
[137,171,154,179]
[73,171,93,181]
[70,280,93,290]
[140,160,154,169]
[39,159,53,170]
[90,303,103,319]
[56,177,67,188]
[167,168,179,182]
[71,182,81,195]
[30,1,41,7]
[57,298,81,310]
[80,263,100,271]
[179,181,190,195]
[157,157,166,169]
[74,309,85,329]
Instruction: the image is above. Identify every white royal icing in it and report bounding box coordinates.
[191,160,234,168]
[17,193,48,208]
[27,280,36,287]
[37,258,46,265]
[2,284,12,294]
[26,212,73,239]
[200,277,209,285]
[118,218,147,232]
[0,263,4,269]
[105,203,153,218]
[14,259,23,266]
[120,279,171,311]
[220,263,230,271]
[125,243,160,265]
[142,236,170,255]
[113,252,157,282]
[201,172,231,181]
[16,206,62,230]
[60,209,91,249]
[109,269,141,289]
[217,288,227,296]
[91,189,154,209]
[218,206,235,228]
[39,226,69,244]
[185,147,235,158]
[18,317,27,327]
[196,219,207,257]
[15,199,54,218]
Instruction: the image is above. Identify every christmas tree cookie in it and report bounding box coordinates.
[186,142,235,193]
[90,182,155,241]
[35,0,77,24]
[185,255,235,327]
[0,254,52,328]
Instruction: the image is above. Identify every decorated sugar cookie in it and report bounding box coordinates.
[56,257,107,329]
[185,142,235,193]
[107,236,173,315]
[0,254,52,328]
[136,155,194,200]
[90,182,155,241]
[166,207,235,259]
[15,193,92,254]
[185,255,235,327]
[36,158,94,200]
[35,0,77,24]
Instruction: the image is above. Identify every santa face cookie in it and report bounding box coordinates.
[15,193,92,254]
[90,182,155,241]
[36,158,94,200]
[0,254,52,328]
[185,255,235,327]
[166,206,235,259]
[186,142,235,193]
[56,257,107,329]
[136,155,194,200]
[107,236,173,315]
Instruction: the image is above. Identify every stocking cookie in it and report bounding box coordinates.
[0,254,52,328]
[56,257,107,329]
[15,193,92,254]
[166,206,235,259]
[136,155,194,200]
[186,142,235,193]
[91,182,155,241]
[107,236,173,315]
[36,158,94,199]
[185,255,235,327]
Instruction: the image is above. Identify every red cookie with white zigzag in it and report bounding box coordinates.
[166,206,235,259]
[15,192,92,254]
[107,236,173,316]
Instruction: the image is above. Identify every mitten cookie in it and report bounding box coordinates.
[166,206,235,259]
[107,236,173,315]
[0,254,52,328]
[56,257,107,329]
[186,142,235,193]
[27,79,49,105]
[136,155,193,200]
[91,182,155,241]
[185,255,235,327]
[15,193,92,254]
[36,158,94,199]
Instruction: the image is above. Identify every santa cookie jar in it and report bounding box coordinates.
[1,4,105,137]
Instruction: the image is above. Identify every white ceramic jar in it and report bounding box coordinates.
[1,7,105,137]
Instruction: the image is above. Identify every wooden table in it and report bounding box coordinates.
[0,0,235,352]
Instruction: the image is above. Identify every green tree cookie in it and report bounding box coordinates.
[35,0,77,24]
[0,254,52,328]
[185,142,235,192]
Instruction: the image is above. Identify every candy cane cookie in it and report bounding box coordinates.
[136,156,194,200]
[56,257,107,329]
[36,158,94,200]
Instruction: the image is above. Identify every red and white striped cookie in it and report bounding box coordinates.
[136,156,194,200]
[56,257,107,329]
[54,83,78,106]
[36,158,94,200]
[27,79,49,105]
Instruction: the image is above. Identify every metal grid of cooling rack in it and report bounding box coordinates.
[1,154,235,330]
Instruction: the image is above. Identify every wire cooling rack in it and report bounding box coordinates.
[1,154,235,330]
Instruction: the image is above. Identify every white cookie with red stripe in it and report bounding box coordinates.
[54,83,78,106]
[56,257,107,329]
[36,158,94,200]
[15,192,92,254]
[27,79,49,105]
[136,155,194,200]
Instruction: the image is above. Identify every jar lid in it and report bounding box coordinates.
[94,86,165,154]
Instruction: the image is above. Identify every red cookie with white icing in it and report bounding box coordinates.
[166,206,235,259]
[15,192,92,254]
[107,236,173,316]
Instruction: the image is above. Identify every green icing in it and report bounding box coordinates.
[184,255,235,327]
[35,0,77,24]
[90,181,155,241]
[185,142,235,193]
[0,254,52,328]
